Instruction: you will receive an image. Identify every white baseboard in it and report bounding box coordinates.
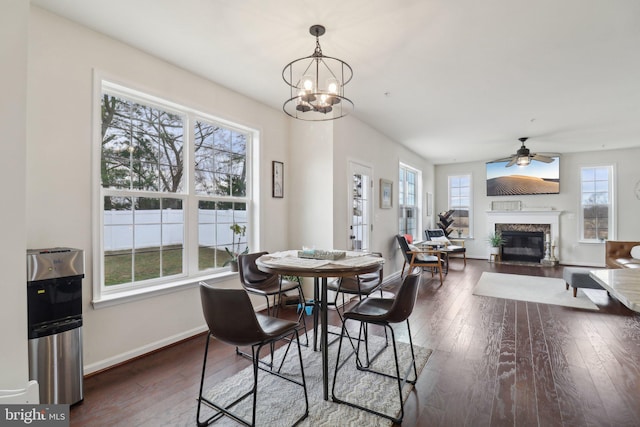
[83,297,272,376]
[382,271,402,286]
[558,261,607,268]
[83,325,208,375]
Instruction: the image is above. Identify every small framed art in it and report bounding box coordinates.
[380,179,393,209]
[272,161,284,198]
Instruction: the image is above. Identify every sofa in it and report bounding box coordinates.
[605,240,640,269]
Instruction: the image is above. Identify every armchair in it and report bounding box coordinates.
[425,228,467,266]
[396,234,443,284]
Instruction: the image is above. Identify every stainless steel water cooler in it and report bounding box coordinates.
[27,248,84,405]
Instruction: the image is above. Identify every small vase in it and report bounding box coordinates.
[229,260,238,272]
[489,246,500,255]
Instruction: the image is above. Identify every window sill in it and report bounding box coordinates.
[91,270,237,309]
[578,239,606,245]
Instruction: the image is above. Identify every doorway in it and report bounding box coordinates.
[348,162,372,251]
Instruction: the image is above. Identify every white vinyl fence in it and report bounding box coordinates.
[104,209,247,251]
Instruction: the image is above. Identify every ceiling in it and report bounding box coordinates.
[31,0,640,165]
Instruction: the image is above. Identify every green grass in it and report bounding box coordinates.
[104,245,231,286]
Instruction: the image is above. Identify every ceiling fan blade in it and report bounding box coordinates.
[505,157,517,167]
[532,154,553,163]
[492,156,514,163]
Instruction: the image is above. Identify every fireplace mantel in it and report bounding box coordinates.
[487,210,562,245]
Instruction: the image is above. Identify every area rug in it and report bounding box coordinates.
[201,326,432,426]
[473,272,599,310]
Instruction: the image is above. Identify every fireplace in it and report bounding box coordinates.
[501,230,545,262]
[486,209,562,263]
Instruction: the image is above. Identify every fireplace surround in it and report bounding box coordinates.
[486,209,561,263]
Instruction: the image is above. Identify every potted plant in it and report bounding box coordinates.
[487,231,504,255]
[224,223,248,272]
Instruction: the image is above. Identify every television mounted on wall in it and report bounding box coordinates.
[486,157,560,196]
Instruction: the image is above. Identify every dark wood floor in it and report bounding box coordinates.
[70,259,640,427]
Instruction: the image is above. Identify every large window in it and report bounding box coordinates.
[448,174,472,238]
[399,164,421,240]
[97,81,252,303]
[580,166,614,241]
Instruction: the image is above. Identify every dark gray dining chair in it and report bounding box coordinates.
[327,252,386,361]
[327,251,384,317]
[238,252,306,318]
[196,283,308,427]
[331,269,422,424]
[237,252,308,354]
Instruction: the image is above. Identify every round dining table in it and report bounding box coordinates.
[256,250,384,401]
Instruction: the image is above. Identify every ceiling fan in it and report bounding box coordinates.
[495,137,554,167]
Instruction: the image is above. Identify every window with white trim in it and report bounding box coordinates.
[398,164,422,240]
[579,165,614,241]
[448,174,472,238]
[98,81,252,301]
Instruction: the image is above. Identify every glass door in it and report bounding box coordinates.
[348,162,372,251]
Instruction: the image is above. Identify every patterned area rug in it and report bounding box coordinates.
[202,326,432,426]
[473,272,599,310]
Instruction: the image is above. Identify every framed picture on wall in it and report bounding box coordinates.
[380,179,393,209]
[272,161,284,198]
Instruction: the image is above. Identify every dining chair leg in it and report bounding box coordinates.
[313,278,319,351]
[199,331,308,427]
[294,279,309,347]
[197,334,254,427]
[332,319,417,424]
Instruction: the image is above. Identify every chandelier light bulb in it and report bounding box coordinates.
[302,76,314,91]
[327,79,339,94]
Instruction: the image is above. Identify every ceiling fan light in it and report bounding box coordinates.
[516,156,531,166]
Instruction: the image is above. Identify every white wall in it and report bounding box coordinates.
[0,0,29,390]
[27,7,290,373]
[332,116,435,274]
[288,120,335,251]
[435,146,640,266]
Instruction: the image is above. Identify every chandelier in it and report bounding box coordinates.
[282,25,354,121]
